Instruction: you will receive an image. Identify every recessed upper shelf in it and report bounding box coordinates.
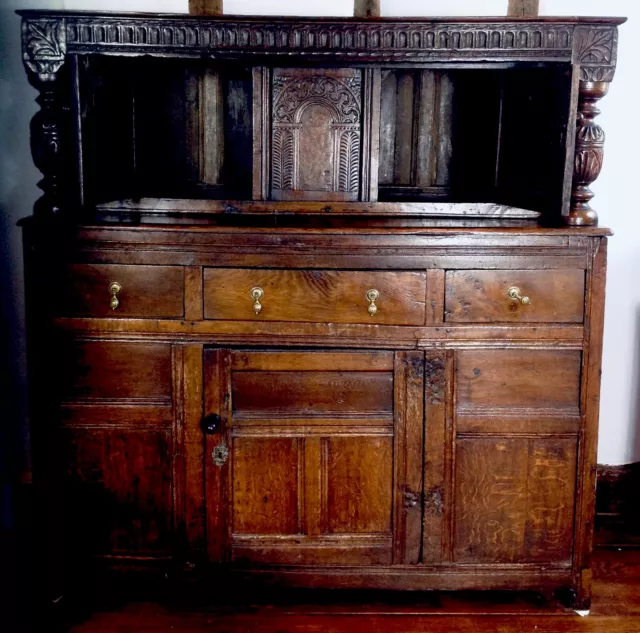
[96,198,540,219]
[75,59,571,217]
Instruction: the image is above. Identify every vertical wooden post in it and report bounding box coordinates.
[190,0,224,188]
[189,0,223,15]
[28,76,68,215]
[566,82,609,226]
[354,0,380,19]
[22,17,69,215]
[507,0,539,17]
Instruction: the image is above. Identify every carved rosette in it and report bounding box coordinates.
[567,81,609,227]
[271,71,361,197]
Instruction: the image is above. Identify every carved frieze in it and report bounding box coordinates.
[61,18,575,57]
[271,69,362,200]
[21,13,622,83]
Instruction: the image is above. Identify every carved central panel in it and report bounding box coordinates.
[271,68,362,201]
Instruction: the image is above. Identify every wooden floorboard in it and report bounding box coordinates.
[58,549,640,632]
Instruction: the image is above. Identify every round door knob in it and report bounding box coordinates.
[200,414,221,435]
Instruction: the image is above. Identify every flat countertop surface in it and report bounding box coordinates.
[20,214,613,236]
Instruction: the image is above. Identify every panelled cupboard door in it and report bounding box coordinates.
[203,349,426,566]
[54,340,176,559]
[452,348,580,565]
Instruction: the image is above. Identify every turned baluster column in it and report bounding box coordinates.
[29,79,67,215]
[567,81,610,227]
[22,18,68,216]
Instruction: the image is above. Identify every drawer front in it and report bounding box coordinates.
[455,348,582,434]
[204,269,427,325]
[445,269,585,323]
[56,264,184,318]
[58,340,173,402]
[456,348,581,412]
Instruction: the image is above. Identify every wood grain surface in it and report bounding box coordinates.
[445,269,585,323]
[204,269,427,325]
[55,264,185,318]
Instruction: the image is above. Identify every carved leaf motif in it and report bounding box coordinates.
[576,123,605,145]
[26,22,63,58]
[272,128,283,190]
[574,26,617,82]
[574,149,604,184]
[337,130,360,193]
[282,131,295,190]
[581,66,614,82]
[272,128,295,191]
[574,27,613,64]
[22,18,66,82]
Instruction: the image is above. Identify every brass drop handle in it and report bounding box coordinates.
[108,282,122,310]
[250,287,264,315]
[507,286,531,305]
[366,289,379,316]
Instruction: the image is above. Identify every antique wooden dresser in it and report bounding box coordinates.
[19,10,624,611]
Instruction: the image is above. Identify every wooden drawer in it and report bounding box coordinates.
[56,264,184,318]
[445,270,585,323]
[455,348,582,434]
[203,269,427,325]
[456,348,581,412]
[58,341,173,402]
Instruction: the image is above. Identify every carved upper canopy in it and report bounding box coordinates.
[20,12,623,83]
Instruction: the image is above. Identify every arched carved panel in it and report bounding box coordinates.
[270,68,362,201]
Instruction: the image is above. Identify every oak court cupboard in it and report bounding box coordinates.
[17,9,624,611]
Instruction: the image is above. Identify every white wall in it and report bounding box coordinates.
[539,1,640,465]
[3,1,638,465]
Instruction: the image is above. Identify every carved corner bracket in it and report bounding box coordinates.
[22,17,67,83]
[573,26,618,83]
[567,26,619,226]
[22,18,69,216]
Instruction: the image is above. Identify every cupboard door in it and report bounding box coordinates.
[203,349,425,566]
[452,348,580,565]
[453,437,577,564]
[54,340,175,560]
